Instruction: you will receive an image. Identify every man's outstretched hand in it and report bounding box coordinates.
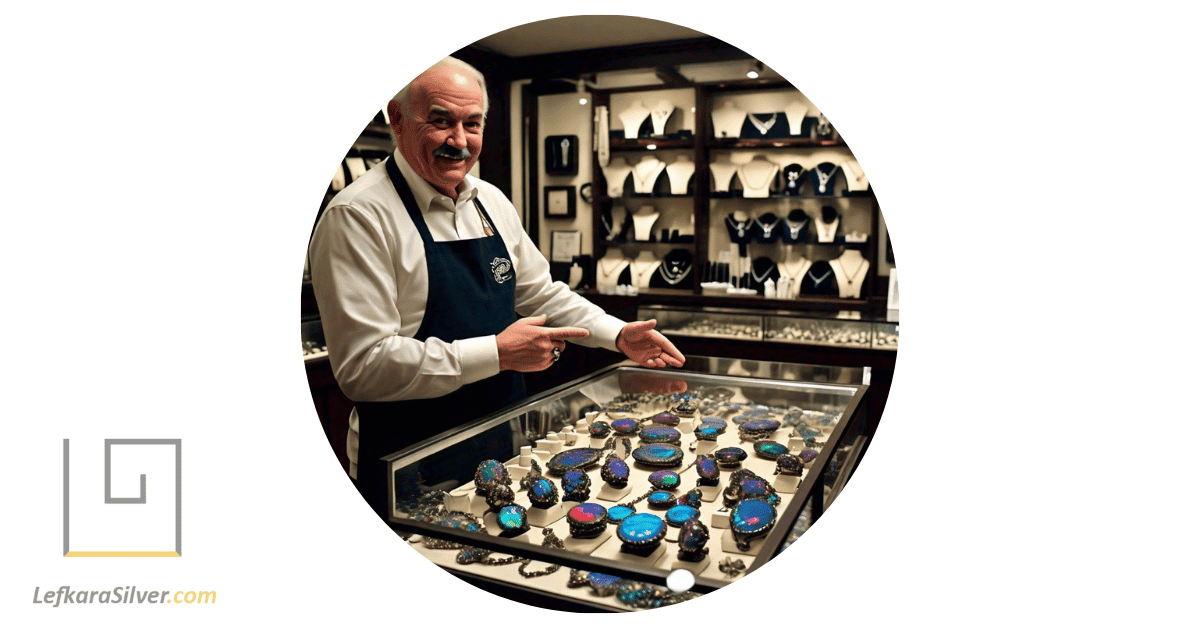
[497,315,589,372]
[617,320,685,369]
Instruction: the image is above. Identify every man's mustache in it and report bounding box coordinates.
[432,143,472,160]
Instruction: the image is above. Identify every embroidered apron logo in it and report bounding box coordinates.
[490,257,514,283]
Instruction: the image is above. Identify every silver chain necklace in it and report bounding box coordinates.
[836,257,867,286]
[658,261,692,285]
[786,218,807,240]
[755,216,779,239]
[750,262,776,284]
[807,269,832,286]
[815,166,836,193]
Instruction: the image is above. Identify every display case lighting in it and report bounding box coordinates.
[746,61,763,79]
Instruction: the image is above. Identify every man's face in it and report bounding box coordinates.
[390,67,484,197]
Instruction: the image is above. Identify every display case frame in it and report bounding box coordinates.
[382,360,867,600]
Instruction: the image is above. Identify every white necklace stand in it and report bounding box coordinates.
[631,156,665,194]
[841,159,870,191]
[736,158,780,198]
[709,160,739,193]
[777,251,812,299]
[629,251,661,288]
[783,100,809,135]
[665,156,695,195]
[596,252,631,294]
[832,250,870,298]
[618,101,650,139]
[602,158,633,198]
[648,99,675,136]
[711,100,747,138]
[631,205,660,241]
[815,217,839,243]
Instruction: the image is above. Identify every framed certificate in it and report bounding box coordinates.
[550,231,582,263]
[544,185,576,220]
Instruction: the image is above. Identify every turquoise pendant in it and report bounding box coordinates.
[665,505,700,527]
[606,504,635,523]
[616,513,666,550]
[730,498,777,551]
[497,504,529,535]
[647,490,676,508]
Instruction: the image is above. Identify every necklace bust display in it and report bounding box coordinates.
[648,99,675,136]
[630,156,665,195]
[752,212,781,243]
[602,158,633,198]
[629,251,661,288]
[664,156,695,195]
[781,208,810,244]
[711,100,748,139]
[648,248,693,289]
[815,206,840,243]
[831,250,870,298]
[736,158,779,198]
[783,100,809,135]
[618,101,651,139]
[709,159,738,193]
[631,205,660,241]
[809,162,840,196]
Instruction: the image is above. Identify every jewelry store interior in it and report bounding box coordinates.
[301,16,898,612]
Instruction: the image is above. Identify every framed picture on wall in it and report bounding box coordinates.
[550,231,582,263]
[544,185,576,220]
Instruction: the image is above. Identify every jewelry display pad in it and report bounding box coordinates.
[390,365,864,609]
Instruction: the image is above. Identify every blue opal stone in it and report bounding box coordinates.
[497,505,527,531]
[665,505,700,526]
[648,470,681,489]
[650,412,680,426]
[606,505,634,522]
[695,425,723,441]
[631,444,684,467]
[754,441,789,459]
[588,573,623,588]
[611,418,640,435]
[715,447,748,466]
[696,455,720,481]
[795,426,821,439]
[617,513,666,545]
[741,419,782,435]
[562,469,588,493]
[589,421,611,438]
[530,478,556,500]
[676,488,702,508]
[568,502,607,523]
[678,519,709,553]
[731,499,776,533]
[700,416,727,429]
[547,448,602,474]
[640,426,681,444]
[477,460,504,484]
[647,491,675,508]
[602,456,629,485]
[800,449,819,463]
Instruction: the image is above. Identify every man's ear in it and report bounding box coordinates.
[386,100,403,135]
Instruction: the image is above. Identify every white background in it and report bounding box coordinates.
[69,441,177,552]
[2,1,1197,626]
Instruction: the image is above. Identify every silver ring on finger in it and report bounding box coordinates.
[552,347,562,362]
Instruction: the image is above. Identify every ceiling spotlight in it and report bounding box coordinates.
[746,61,763,79]
[577,78,589,105]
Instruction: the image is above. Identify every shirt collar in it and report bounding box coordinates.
[392,149,478,213]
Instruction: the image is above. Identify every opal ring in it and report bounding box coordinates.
[552,347,562,362]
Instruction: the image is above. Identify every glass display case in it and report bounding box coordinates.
[383,360,868,611]
[641,306,763,340]
[764,314,874,348]
[638,305,900,352]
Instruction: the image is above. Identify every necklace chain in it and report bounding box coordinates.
[836,257,867,286]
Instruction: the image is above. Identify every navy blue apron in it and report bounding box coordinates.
[354,157,525,520]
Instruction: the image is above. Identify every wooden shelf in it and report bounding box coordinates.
[709,138,847,149]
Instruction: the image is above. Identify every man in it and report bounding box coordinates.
[309,56,685,518]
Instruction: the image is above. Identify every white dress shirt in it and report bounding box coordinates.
[311,149,627,404]
[311,151,628,478]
